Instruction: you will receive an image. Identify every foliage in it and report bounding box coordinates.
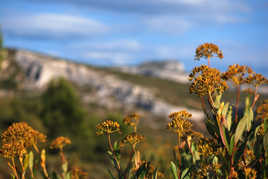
[1,43,268,178]
[96,43,268,179]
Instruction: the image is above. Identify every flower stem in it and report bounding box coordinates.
[235,85,240,123]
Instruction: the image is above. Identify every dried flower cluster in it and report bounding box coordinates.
[167,110,192,136]
[221,64,253,85]
[50,136,71,150]
[195,43,223,60]
[123,113,140,127]
[0,122,46,159]
[120,132,144,147]
[189,65,228,96]
[96,120,120,136]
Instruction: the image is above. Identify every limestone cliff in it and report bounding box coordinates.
[2,49,204,122]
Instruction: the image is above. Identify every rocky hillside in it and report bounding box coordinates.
[0,48,204,123]
[118,60,189,83]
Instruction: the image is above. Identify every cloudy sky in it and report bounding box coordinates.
[0,0,268,75]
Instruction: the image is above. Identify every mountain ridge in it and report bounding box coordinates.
[0,48,204,123]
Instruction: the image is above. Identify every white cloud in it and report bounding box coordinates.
[72,39,142,52]
[155,45,194,59]
[145,16,192,34]
[83,51,133,65]
[2,13,109,38]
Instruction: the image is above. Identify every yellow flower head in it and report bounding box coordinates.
[221,64,258,86]
[257,123,264,136]
[246,73,268,87]
[50,136,71,150]
[120,132,144,147]
[244,167,256,179]
[96,120,120,136]
[123,113,140,127]
[0,141,27,159]
[189,65,228,96]
[244,149,255,165]
[167,110,192,136]
[195,43,223,60]
[0,122,46,159]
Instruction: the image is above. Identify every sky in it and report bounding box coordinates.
[0,0,268,75]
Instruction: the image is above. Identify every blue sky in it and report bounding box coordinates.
[1,0,268,75]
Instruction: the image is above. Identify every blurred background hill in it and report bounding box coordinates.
[0,47,207,178]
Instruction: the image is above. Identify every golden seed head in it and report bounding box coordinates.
[189,65,228,96]
[50,136,71,150]
[221,64,267,87]
[257,123,264,136]
[195,43,223,60]
[244,149,255,165]
[198,143,214,157]
[120,132,144,147]
[167,110,192,136]
[96,120,120,136]
[123,113,140,127]
[244,167,256,179]
[0,122,46,159]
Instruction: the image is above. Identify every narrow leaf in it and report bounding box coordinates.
[226,106,232,131]
[107,169,116,179]
[170,161,178,179]
[234,118,247,144]
[181,168,189,179]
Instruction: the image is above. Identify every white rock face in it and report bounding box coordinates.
[118,60,189,83]
[14,50,204,121]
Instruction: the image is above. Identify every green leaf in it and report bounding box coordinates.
[212,156,218,165]
[229,135,235,154]
[181,168,189,179]
[135,162,148,178]
[29,151,34,173]
[246,108,254,131]
[217,102,225,116]
[107,169,116,179]
[191,143,200,163]
[113,141,119,150]
[264,131,268,151]
[62,162,68,173]
[226,106,232,131]
[107,150,113,156]
[222,102,229,119]
[214,93,223,108]
[23,153,29,171]
[65,172,71,179]
[264,118,268,132]
[153,168,158,179]
[234,117,247,144]
[170,161,178,179]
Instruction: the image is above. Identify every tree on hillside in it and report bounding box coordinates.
[41,78,86,137]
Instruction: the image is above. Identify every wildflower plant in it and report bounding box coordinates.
[97,43,268,179]
[176,42,268,179]
[0,122,86,179]
[96,115,159,179]
[0,122,46,179]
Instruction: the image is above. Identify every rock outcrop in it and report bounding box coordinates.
[118,60,189,83]
[10,49,204,121]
